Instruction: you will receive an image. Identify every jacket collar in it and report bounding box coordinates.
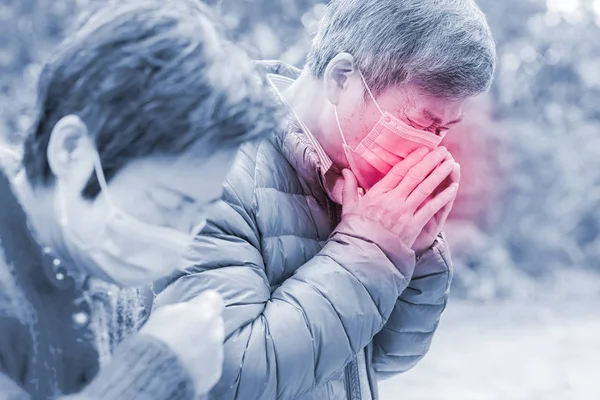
[258,60,343,204]
[265,71,334,172]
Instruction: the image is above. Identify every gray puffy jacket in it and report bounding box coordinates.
[154,61,453,400]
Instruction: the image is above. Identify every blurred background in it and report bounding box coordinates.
[1,0,599,398]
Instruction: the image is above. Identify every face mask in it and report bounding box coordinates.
[57,151,199,287]
[334,71,443,190]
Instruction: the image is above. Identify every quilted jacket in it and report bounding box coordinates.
[154,61,453,400]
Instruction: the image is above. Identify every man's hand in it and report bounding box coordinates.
[140,290,225,396]
[412,154,461,254]
[341,147,458,250]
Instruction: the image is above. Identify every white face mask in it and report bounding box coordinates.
[57,151,199,287]
[334,70,443,190]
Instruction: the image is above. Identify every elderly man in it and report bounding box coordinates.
[155,0,496,399]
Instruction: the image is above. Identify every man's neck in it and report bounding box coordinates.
[281,71,322,133]
[279,70,348,204]
[281,70,343,167]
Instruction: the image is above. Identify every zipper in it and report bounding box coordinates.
[365,345,377,400]
[344,362,353,400]
[328,196,364,400]
[331,199,354,400]
[328,201,342,229]
[344,358,362,400]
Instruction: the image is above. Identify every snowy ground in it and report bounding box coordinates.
[379,272,600,400]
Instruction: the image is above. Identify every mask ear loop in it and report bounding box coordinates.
[333,106,348,146]
[57,179,72,229]
[56,149,109,251]
[357,69,384,116]
[91,149,115,208]
[64,147,114,251]
[335,69,383,148]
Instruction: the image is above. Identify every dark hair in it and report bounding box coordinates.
[306,0,497,99]
[23,0,281,198]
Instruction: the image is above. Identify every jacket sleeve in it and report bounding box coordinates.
[64,335,195,400]
[153,147,418,400]
[372,233,453,379]
[0,316,194,400]
[0,373,30,400]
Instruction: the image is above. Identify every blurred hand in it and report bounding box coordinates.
[140,290,225,396]
[412,154,461,254]
[341,147,458,250]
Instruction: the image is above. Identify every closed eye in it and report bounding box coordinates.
[405,117,428,131]
[206,197,222,206]
[434,127,450,136]
[406,117,445,136]
[146,190,185,213]
[193,196,222,216]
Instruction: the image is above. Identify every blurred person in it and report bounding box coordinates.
[154,0,495,399]
[0,0,279,399]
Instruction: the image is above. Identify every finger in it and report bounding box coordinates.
[188,290,224,318]
[342,169,359,211]
[448,162,461,185]
[434,184,458,230]
[211,316,225,342]
[430,162,459,198]
[404,159,455,210]
[437,196,456,229]
[392,147,450,198]
[414,183,458,227]
[443,149,456,163]
[436,163,460,226]
[357,187,365,199]
[373,147,431,192]
[151,301,188,318]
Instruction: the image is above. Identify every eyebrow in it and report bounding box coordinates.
[422,109,464,127]
[206,197,222,205]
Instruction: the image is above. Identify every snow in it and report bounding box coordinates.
[379,273,600,400]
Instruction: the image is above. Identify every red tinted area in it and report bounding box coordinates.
[442,96,502,225]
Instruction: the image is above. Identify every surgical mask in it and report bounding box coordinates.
[334,71,443,190]
[57,151,199,287]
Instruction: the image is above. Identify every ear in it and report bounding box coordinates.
[323,52,357,106]
[47,115,95,185]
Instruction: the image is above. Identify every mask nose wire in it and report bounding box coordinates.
[357,69,384,116]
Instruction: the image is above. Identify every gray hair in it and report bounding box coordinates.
[306,0,497,100]
[23,0,281,198]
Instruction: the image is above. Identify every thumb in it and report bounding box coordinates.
[342,169,359,213]
[188,290,224,318]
